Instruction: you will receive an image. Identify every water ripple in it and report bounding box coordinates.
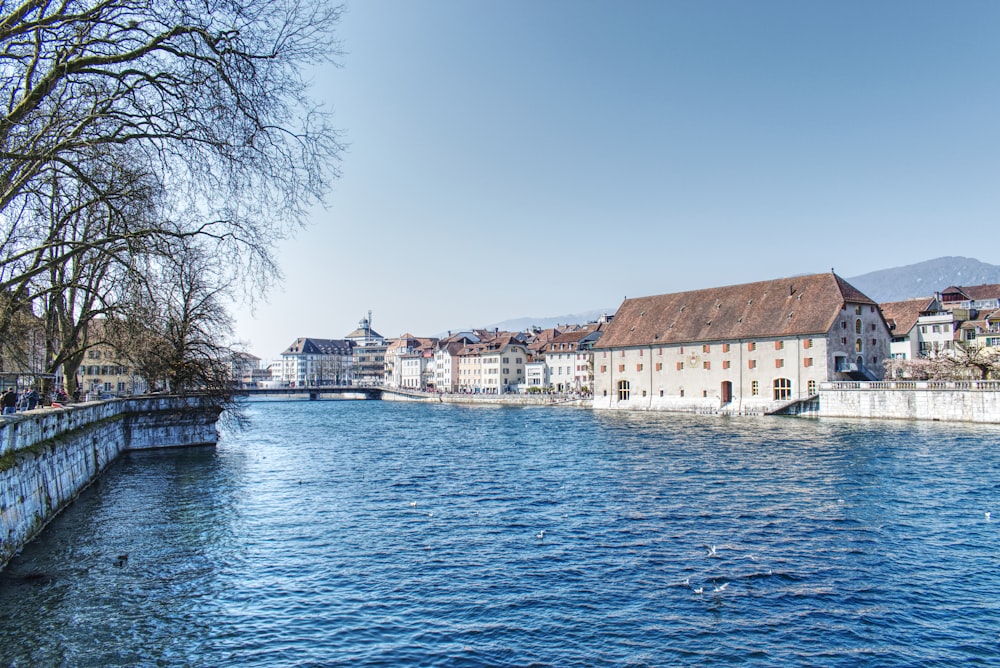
[2,402,1000,666]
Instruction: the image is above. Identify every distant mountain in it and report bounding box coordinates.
[471,257,1000,334]
[478,308,615,334]
[846,256,1000,303]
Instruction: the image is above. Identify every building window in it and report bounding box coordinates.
[870,323,876,331]
[855,305,862,315]
[775,359,784,368]
[702,390,708,397]
[855,338,863,353]
[803,339,812,349]
[747,342,756,351]
[808,380,817,394]
[658,348,663,355]
[804,358,813,367]
[618,364,625,372]
[722,360,731,369]
[872,339,876,346]
[642,390,647,397]
[600,365,607,373]
[722,343,730,353]
[677,362,684,371]
[775,340,784,350]
[748,359,757,369]
[636,364,643,372]
[639,349,643,356]
[617,380,630,401]
[655,362,663,371]
[703,361,710,370]
[751,380,759,396]
[773,378,792,400]
[659,389,664,397]
[702,344,710,353]
[856,319,863,334]
[680,389,685,397]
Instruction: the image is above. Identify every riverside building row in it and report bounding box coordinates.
[253,272,1000,411]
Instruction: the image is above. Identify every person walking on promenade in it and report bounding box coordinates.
[25,386,38,411]
[2,387,17,415]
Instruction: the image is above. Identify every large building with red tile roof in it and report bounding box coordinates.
[592,272,891,412]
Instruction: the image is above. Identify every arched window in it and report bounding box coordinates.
[773,378,792,400]
[855,338,863,353]
[617,380,630,401]
[855,319,862,334]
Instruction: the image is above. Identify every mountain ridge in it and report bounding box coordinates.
[476,257,1000,332]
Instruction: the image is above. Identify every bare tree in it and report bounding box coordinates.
[107,241,233,392]
[884,343,1000,381]
[0,0,342,315]
[942,342,1000,380]
[1,0,342,393]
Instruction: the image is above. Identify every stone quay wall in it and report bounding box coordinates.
[818,380,1000,423]
[0,396,223,569]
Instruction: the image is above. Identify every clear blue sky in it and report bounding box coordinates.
[232,0,1000,360]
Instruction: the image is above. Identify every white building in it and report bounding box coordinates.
[593,272,891,413]
[524,360,549,390]
[279,338,354,386]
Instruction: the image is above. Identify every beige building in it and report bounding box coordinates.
[80,340,146,397]
[592,272,890,413]
[479,334,528,394]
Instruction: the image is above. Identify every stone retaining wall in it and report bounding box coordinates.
[818,381,1000,423]
[0,396,223,569]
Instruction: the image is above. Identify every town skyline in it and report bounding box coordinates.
[243,255,1000,360]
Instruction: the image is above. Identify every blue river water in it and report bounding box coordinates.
[1,400,999,666]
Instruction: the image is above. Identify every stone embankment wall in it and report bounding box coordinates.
[378,389,591,408]
[818,381,1000,423]
[0,396,223,569]
[438,393,590,408]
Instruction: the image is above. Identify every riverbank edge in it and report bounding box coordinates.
[389,385,1000,424]
[0,396,223,570]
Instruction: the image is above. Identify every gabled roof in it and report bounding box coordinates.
[596,273,876,349]
[481,333,524,353]
[939,284,1000,302]
[879,297,935,336]
[542,327,600,353]
[344,326,384,340]
[282,338,353,356]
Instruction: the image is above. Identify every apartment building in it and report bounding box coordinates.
[279,338,354,386]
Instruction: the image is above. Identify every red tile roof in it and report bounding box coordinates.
[596,273,875,349]
[879,297,935,336]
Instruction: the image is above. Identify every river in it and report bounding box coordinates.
[1,401,999,666]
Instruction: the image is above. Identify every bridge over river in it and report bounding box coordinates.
[237,386,436,401]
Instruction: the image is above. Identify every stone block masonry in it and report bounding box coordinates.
[0,396,223,570]
[819,381,1000,423]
